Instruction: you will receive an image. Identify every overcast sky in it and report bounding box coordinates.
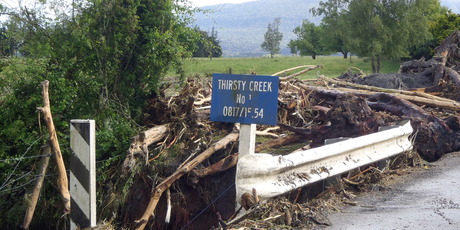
[0,0,458,15]
[191,0,459,13]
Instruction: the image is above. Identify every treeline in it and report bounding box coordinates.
[288,0,460,73]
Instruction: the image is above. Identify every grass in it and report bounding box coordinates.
[172,55,402,79]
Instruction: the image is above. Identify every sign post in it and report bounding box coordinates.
[210,73,279,157]
[69,120,96,230]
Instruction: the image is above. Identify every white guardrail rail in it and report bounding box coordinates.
[236,120,413,203]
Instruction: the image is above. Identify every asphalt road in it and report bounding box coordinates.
[327,152,460,230]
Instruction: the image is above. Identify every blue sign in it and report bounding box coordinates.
[210,74,279,125]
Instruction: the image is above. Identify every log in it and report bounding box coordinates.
[444,66,460,94]
[36,80,70,213]
[134,132,239,230]
[318,76,455,103]
[271,65,317,77]
[279,65,323,81]
[190,153,238,180]
[334,87,460,111]
[123,124,170,173]
[367,93,455,161]
[302,80,460,111]
[21,144,51,229]
[255,134,303,153]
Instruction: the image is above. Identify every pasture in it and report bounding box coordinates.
[176,56,401,79]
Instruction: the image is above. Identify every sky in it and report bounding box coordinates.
[0,0,458,14]
[191,0,256,7]
[191,0,459,13]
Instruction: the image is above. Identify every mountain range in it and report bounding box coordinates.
[194,0,322,57]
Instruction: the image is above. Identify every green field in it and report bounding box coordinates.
[173,56,401,79]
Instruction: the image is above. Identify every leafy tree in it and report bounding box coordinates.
[288,20,324,59]
[410,9,460,59]
[310,0,351,58]
[261,17,283,58]
[430,10,460,45]
[343,0,441,73]
[193,27,223,59]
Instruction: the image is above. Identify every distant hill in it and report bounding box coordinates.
[194,0,322,57]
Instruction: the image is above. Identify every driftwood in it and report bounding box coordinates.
[36,80,70,213]
[367,93,459,161]
[289,83,459,161]
[122,124,170,173]
[330,86,460,111]
[272,65,318,77]
[319,76,456,102]
[189,153,239,183]
[255,134,303,153]
[279,65,323,81]
[134,132,239,230]
[21,144,51,229]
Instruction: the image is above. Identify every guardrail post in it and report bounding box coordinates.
[69,120,96,229]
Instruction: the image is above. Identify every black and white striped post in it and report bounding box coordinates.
[70,120,96,229]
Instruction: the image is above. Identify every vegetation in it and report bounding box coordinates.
[0,0,200,228]
[192,27,223,59]
[309,0,442,73]
[174,56,401,78]
[310,0,350,58]
[261,18,283,58]
[288,20,324,59]
[410,9,460,59]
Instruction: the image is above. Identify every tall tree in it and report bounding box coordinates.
[311,0,351,58]
[343,0,441,73]
[193,27,223,59]
[261,17,283,58]
[288,20,324,59]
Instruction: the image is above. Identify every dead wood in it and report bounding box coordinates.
[189,153,238,182]
[122,124,170,173]
[134,132,239,230]
[312,77,460,111]
[36,80,70,213]
[444,66,460,95]
[272,65,318,77]
[367,93,457,161]
[319,76,454,102]
[333,86,460,111]
[22,144,51,229]
[279,65,323,81]
[290,84,458,161]
[255,134,303,153]
[433,30,460,66]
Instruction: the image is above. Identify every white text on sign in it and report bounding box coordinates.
[218,79,273,92]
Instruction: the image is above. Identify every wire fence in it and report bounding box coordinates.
[0,137,124,197]
[0,138,41,194]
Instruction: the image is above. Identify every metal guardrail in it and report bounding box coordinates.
[236,120,413,203]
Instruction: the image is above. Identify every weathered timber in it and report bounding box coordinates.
[189,153,239,183]
[22,144,51,229]
[122,124,170,173]
[36,80,70,213]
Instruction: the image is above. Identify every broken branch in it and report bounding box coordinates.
[21,144,51,229]
[36,80,70,213]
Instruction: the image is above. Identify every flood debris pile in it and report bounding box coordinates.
[104,31,460,229]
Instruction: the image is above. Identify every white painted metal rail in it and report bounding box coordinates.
[236,120,413,203]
